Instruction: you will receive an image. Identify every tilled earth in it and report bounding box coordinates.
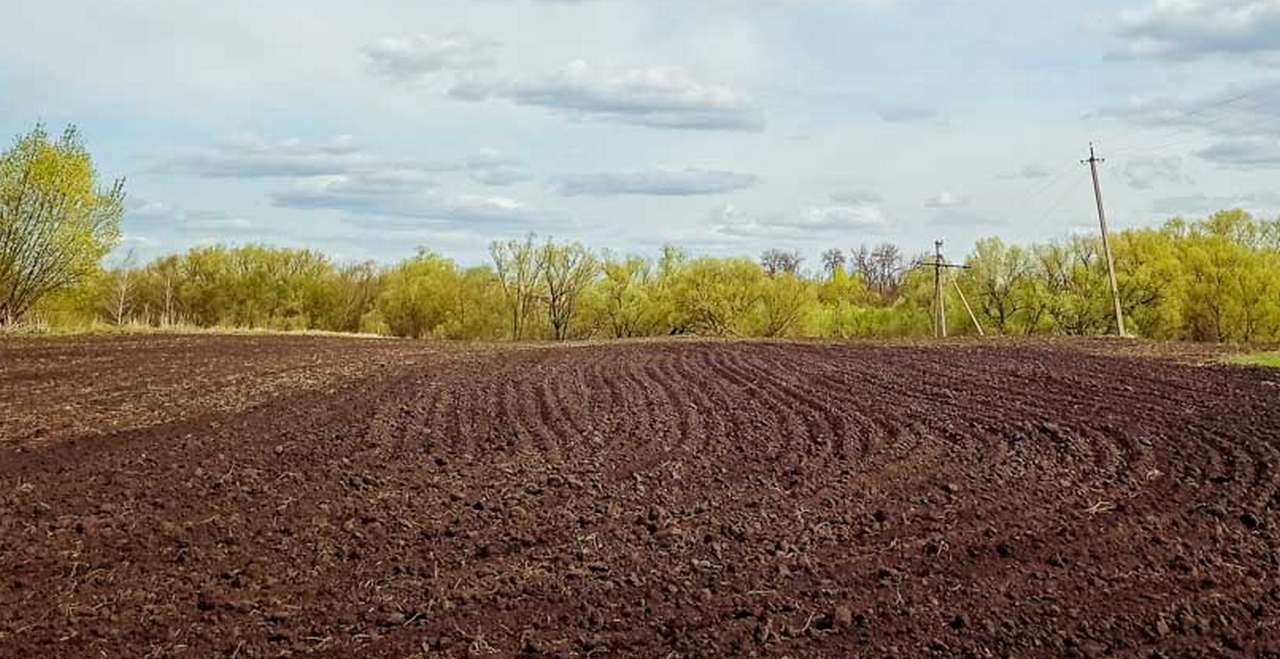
[2,335,1279,658]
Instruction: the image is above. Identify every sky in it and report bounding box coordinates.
[2,0,1279,266]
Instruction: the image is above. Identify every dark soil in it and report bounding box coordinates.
[2,335,1279,658]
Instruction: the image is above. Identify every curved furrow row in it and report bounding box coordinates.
[684,345,769,476]
[721,346,847,466]
[700,345,810,466]
[626,350,681,456]
[648,347,710,458]
[644,356,692,449]
[496,367,532,451]
[548,359,594,442]
[754,345,906,462]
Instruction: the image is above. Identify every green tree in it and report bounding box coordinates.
[489,234,543,339]
[670,258,766,336]
[962,238,1035,335]
[0,125,124,323]
[598,253,672,338]
[374,253,461,339]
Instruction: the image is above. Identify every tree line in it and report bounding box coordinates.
[4,125,1279,343]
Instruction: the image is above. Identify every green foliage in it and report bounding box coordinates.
[0,125,124,323]
[669,258,767,336]
[373,253,502,339]
[4,124,1271,348]
[596,253,674,338]
[489,234,543,339]
[1228,352,1280,368]
[39,207,1280,344]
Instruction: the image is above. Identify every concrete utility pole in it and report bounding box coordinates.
[933,240,947,338]
[1083,144,1127,337]
[920,241,980,338]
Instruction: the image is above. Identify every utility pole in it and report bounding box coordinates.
[933,240,947,338]
[920,240,982,338]
[1083,144,1126,337]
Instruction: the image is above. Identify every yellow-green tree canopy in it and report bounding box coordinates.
[0,125,123,323]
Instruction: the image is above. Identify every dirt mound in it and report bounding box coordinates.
[2,336,1278,657]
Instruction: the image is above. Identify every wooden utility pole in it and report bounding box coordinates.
[1083,144,1126,337]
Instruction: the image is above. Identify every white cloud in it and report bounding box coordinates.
[1151,190,1280,215]
[1121,155,1193,189]
[710,202,888,239]
[1098,81,1280,137]
[159,135,438,179]
[554,168,758,196]
[364,33,499,79]
[924,191,970,208]
[127,198,255,232]
[829,189,883,204]
[448,60,763,131]
[1196,138,1280,168]
[1098,81,1280,168]
[1002,163,1051,180]
[272,176,542,227]
[1113,0,1280,60]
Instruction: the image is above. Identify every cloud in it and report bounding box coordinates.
[127,198,255,233]
[1096,80,1280,168]
[271,175,541,227]
[463,149,534,187]
[364,33,498,80]
[1196,138,1280,168]
[1001,163,1052,180]
[1120,155,1193,189]
[924,191,970,208]
[709,202,888,239]
[1113,0,1280,60]
[1150,190,1280,215]
[162,136,537,189]
[554,168,758,196]
[829,189,883,204]
[449,60,763,131]
[158,135,440,179]
[1097,80,1280,137]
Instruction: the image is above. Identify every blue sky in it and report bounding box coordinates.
[2,0,1279,265]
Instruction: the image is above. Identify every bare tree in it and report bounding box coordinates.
[540,240,598,340]
[103,249,136,326]
[489,234,543,339]
[820,248,846,278]
[760,248,803,277]
[851,243,906,300]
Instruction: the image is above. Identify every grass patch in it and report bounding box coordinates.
[1226,351,1280,368]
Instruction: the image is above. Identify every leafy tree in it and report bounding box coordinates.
[0,125,124,323]
[598,253,672,338]
[757,273,814,337]
[670,258,766,336]
[962,238,1034,335]
[374,253,463,339]
[489,234,543,339]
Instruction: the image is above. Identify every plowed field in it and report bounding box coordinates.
[2,335,1279,658]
